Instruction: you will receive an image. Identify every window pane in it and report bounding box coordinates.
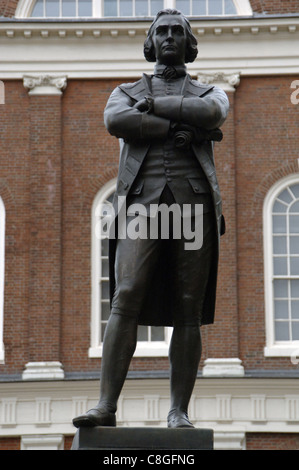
[273,279,288,298]
[31,0,44,16]
[225,0,237,14]
[274,300,289,319]
[273,200,287,213]
[138,325,149,341]
[150,0,163,16]
[275,321,289,341]
[273,257,287,275]
[290,236,299,254]
[289,215,299,233]
[120,0,133,16]
[193,0,206,15]
[176,0,190,16]
[292,322,299,340]
[273,215,286,233]
[101,301,110,320]
[46,0,60,16]
[101,322,107,342]
[151,327,165,341]
[62,0,76,16]
[78,0,92,16]
[101,237,109,256]
[101,280,110,298]
[209,0,223,15]
[135,0,148,16]
[102,257,109,277]
[289,184,299,199]
[290,257,299,275]
[273,236,287,254]
[290,200,299,213]
[291,279,299,298]
[277,188,293,204]
[291,301,299,319]
[104,0,117,16]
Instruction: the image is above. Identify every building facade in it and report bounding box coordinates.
[0,0,299,450]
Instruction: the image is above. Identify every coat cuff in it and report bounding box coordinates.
[153,96,184,122]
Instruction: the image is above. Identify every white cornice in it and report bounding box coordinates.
[0,16,299,79]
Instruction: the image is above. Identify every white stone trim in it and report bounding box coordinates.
[1,377,299,449]
[0,197,5,364]
[202,358,245,377]
[21,434,64,450]
[1,17,299,79]
[197,71,240,92]
[263,173,299,358]
[22,361,65,380]
[23,74,67,95]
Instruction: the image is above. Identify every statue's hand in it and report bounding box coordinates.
[133,97,154,113]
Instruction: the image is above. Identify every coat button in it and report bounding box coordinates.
[124,183,129,190]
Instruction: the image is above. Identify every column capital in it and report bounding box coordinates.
[197,72,240,92]
[23,74,67,96]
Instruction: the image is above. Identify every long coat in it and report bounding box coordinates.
[104,73,229,326]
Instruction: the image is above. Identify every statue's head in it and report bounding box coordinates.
[144,9,198,65]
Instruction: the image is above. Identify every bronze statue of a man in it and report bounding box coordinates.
[73,9,229,429]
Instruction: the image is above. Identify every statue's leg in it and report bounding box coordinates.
[168,325,202,428]
[99,312,138,412]
[167,210,216,428]
[73,216,161,428]
[72,313,137,428]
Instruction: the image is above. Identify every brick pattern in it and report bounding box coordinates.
[246,433,299,450]
[28,94,63,362]
[0,81,30,373]
[201,92,240,360]
[235,76,299,370]
[0,437,20,450]
[249,0,299,13]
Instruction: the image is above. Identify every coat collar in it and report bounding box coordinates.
[119,73,214,102]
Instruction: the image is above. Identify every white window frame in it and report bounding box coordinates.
[15,0,252,18]
[0,196,5,364]
[89,179,172,358]
[264,174,299,358]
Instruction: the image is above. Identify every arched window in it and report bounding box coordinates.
[17,0,252,18]
[89,180,171,358]
[264,175,299,358]
[0,197,5,364]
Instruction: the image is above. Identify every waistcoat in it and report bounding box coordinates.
[127,74,213,216]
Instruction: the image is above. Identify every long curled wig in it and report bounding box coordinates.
[144,9,198,64]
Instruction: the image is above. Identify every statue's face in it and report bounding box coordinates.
[152,14,187,66]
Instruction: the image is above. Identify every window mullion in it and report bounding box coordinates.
[287,202,292,340]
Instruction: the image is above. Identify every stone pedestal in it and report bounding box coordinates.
[71,426,213,450]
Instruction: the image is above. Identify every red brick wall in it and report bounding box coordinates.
[235,76,299,370]
[0,437,20,450]
[0,81,30,374]
[246,433,299,450]
[250,0,299,13]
